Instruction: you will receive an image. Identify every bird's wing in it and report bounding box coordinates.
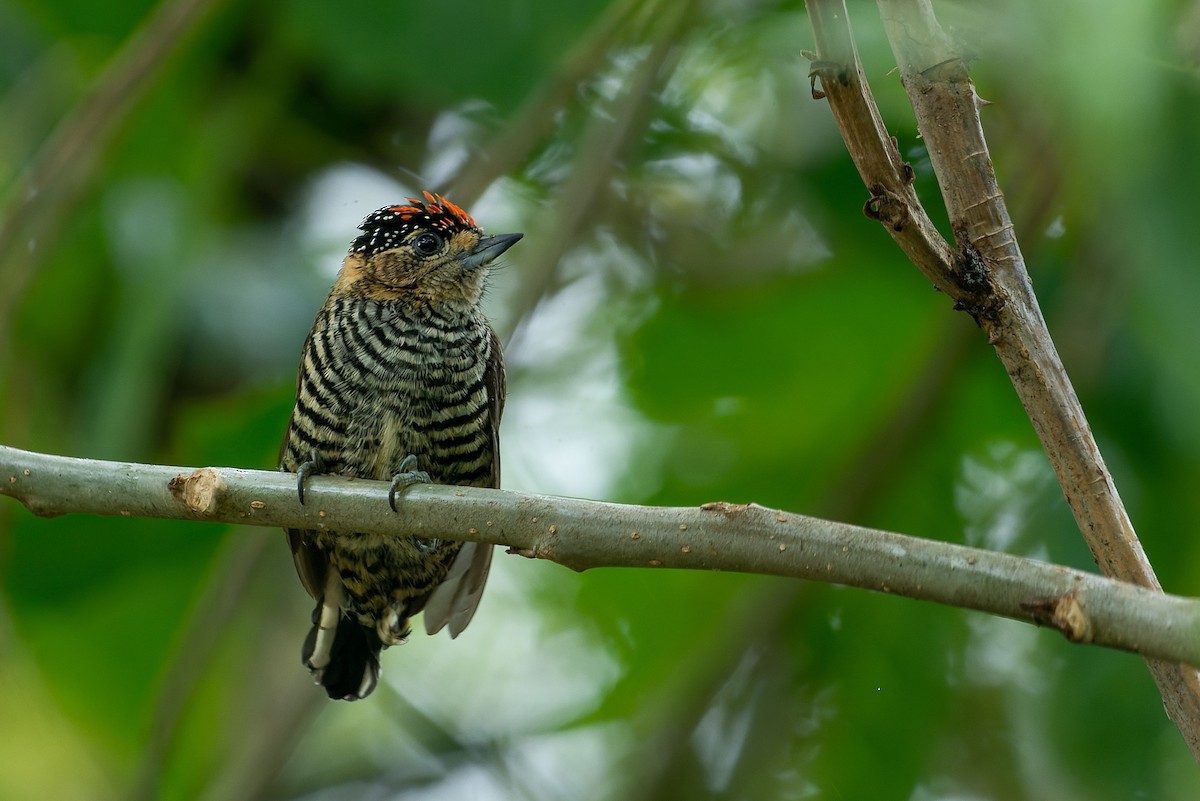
[278,317,336,601]
[424,328,504,637]
[485,326,506,487]
[423,540,494,637]
[286,527,328,600]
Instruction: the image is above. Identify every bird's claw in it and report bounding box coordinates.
[388,454,431,513]
[389,456,438,550]
[296,448,324,506]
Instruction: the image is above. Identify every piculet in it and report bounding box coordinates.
[279,192,521,700]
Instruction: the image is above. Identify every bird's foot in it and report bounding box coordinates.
[389,455,438,551]
[296,448,324,506]
[388,454,431,512]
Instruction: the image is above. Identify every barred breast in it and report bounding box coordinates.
[282,295,496,487]
[279,292,501,697]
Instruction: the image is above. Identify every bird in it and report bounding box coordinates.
[278,192,521,700]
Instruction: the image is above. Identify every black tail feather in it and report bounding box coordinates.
[302,606,383,701]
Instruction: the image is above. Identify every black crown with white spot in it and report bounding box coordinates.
[352,192,479,257]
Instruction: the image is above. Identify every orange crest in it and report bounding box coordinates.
[353,191,480,255]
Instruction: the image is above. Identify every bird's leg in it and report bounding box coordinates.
[389,454,438,551]
[388,454,431,511]
[296,448,325,506]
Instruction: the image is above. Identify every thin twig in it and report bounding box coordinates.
[875,0,1200,757]
[500,0,695,340]
[128,533,274,801]
[3,443,1200,669]
[0,0,226,332]
[803,0,1200,759]
[801,1,959,297]
[446,0,644,206]
[873,0,1154,586]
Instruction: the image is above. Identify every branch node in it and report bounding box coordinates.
[863,186,908,231]
[168,468,221,515]
[699,500,752,518]
[953,244,991,294]
[508,520,562,562]
[950,245,1003,323]
[806,58,849,100]
[1022,589,1094,644]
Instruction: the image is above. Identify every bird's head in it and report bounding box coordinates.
[337,192,522,306]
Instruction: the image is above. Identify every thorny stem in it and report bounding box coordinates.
[805,0,1200,760]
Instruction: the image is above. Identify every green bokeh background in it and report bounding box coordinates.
[3,0,1200,799]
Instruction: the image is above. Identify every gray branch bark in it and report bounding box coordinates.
[4,443,1200,668]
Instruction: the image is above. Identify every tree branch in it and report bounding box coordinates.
[873,0,1155,587]
[4,443,1200,669]
[800,2,959,296]
[805,0,1200,759]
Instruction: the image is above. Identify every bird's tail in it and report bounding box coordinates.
[302,595,382,700]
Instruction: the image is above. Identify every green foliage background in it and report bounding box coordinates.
[3,0,1200,798]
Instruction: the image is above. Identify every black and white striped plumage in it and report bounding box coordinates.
[279,193,520,700]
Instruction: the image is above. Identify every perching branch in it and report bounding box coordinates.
[804,0,1200,759]
[4,443,1200,669]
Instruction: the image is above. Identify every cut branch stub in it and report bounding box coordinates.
[168,468,221,514]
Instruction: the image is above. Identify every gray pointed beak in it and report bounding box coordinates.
[462,232,522,270]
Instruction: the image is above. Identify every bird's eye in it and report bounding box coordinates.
[413,232,442,256]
